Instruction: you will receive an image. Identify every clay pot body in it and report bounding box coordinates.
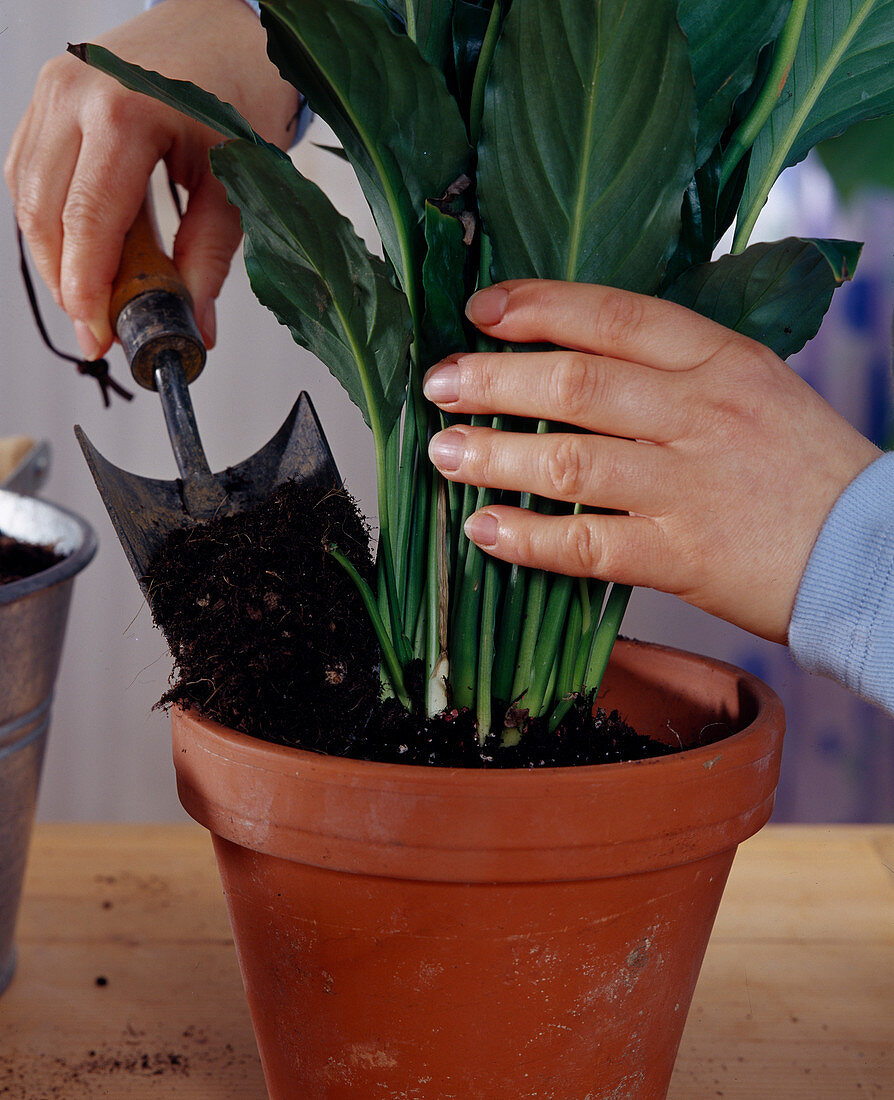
[173,638,785,1099]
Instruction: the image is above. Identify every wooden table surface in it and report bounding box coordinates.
[0,824,891,1098]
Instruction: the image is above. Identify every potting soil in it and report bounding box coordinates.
[0,532,63,585]
[145,479,675,767]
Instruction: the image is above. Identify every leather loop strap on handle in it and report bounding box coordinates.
[109,196,206,391]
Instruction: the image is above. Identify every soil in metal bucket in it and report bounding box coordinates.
[145,479,677,767]
[0,532,63,585]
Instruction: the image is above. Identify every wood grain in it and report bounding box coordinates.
[1,824,890,1098]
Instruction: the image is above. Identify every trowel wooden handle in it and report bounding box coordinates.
[110,197,206,391]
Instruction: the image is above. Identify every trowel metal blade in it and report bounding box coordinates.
[75,391,340,596]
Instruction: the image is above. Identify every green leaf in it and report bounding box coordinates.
[662,236,862,358]
[452,0,495,113]
[663,41,781,286]
[816,112,894,199]
[663,148,722,285]
[68,42,276,148]
[260,0,471,305]
[736,0,894,246]
[369,0,456,71]
[353,0,406,30]
[406,0,456,72]
[677,0,792,164]
[421,199,471,364]
[477,0,696,292]
[210,139,412,438]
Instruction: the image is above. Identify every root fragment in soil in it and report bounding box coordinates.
[145,479,679,768]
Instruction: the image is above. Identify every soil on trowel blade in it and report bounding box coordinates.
[145,479,678,767]
[0,532,63,585]
[146,480,382,747]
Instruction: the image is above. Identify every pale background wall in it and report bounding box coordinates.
[2,1,892,822]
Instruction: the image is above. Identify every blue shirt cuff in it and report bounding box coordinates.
[789,450,894,714]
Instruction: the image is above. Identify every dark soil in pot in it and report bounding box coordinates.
[0,532,63,584]
[145,479,676,767]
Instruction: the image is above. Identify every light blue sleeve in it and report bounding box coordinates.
[789,450,894,716]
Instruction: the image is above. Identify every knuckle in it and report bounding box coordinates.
[550,352,600,420]
[36,55,79,96]
[85,83,171,152]
[598,288,645,349]
[475,433,501,485]
[702,380,764,443]
[60,185,107,242]
[544,437,588,500]
[88,86,145,138]
[562,518,602,575]
[12,183,50,238]
[473,355,501,407]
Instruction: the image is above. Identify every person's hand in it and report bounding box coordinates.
[424,279,881,644]
[5,0,298,357]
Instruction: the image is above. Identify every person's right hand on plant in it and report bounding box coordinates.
[5,0,297,360]
[423,279,882,646]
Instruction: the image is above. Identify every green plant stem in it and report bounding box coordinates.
[453,416,493,580]
[509,568,548,710]
[452,234,497,582]
[468,0,503,147]
[475,555,502,741]
[525,574,575,718]
[547,579,607,732]
[499,421,553,717]
[403,460,429,651]
[393,404,415,591]
[720,0,810,197]
[328,544,412,710]
[582,583,632,693]
[403,0,417,42]
[449,494,490,709]
[491,562,527,703]
[451,410,502,712]
[554,594,583,702]
[370,423,411,665]
[425,475,449,714]
[376,528,411,665]
[524,502,588,716]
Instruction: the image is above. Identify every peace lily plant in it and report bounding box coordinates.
[77,0,894,747]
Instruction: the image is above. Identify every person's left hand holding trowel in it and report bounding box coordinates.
[5,0,299,362]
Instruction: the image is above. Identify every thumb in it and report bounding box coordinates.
[172,172,243,348]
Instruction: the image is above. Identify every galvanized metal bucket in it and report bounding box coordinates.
[0,489,96,995]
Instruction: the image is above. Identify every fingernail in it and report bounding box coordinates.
[465,510,499,548]
[428,429,465,472]
[74,320,101,361]
[422,362,460,404]
[466,286,509,327]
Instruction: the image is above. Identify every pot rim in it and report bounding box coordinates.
[0,489,97,605]
[173,638,783,785]
[172,640,786,881]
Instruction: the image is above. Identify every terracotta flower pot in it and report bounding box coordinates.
[172,638,784,1099]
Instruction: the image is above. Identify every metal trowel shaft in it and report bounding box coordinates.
[111,197,225,514]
